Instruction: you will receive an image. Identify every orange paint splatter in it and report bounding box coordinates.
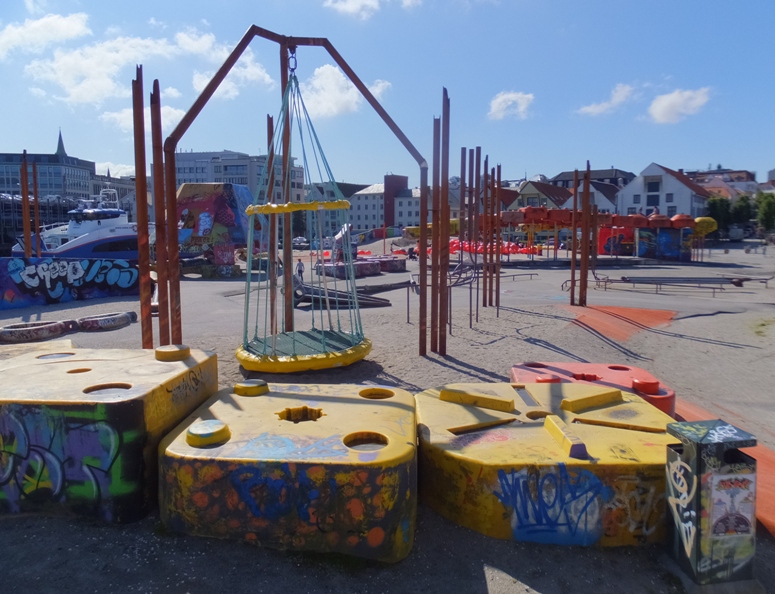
[346,535,360,547]
[226,489,239,510]
[192,492,209,508]
[367,526,385,547]
[347,498,365,520]
[563,305,675,342]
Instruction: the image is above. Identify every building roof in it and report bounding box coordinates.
[589,181,619,205]
[658,164,711,198]
[550,168,635,183]
[521,181,574,206]
[354,183,384,195]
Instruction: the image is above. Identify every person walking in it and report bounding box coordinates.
[296,258,305,283]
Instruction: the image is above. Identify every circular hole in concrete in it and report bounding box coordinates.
[83,383,133,396]
[608,365,631,371]
[525,410,552,420]
[343,431,388,451]
[36,352,75,359]
[67,368,92,374]
[523,362,547,368]
[359,388,395,400]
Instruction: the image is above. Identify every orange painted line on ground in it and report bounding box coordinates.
[562,305,676,342]
[675,399,775,538]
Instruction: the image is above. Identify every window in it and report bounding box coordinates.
[398,211,403,217]
[646,194,660,207]
[633,194,641,204]
[627,207,637,215]
[646,181,660,193]
[666,193,674,203]
[667,206,677,217]
[399,201,403,206]
[415,211,419,216]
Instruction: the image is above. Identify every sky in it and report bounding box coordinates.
[1,0,774,190]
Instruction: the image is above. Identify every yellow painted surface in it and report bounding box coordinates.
[439,388,514,412]
[0,346,217,522]
[159,382,417,562]
[246,200,350,216]
[235,338,372,373]
[416,382,677,547]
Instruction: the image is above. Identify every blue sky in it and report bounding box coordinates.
[1,0,774,189]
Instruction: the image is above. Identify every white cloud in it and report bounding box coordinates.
[401,0,422,7]
[488,91,533,120]
[324,0,381,19]
[23,27,273,106]
[148,18,167,29]
[299,64,390,119]
[99,105,187,135]
[29,87,46,97]
[0,13,91,60]
[578,83,634,116]
[648,87,710,124]
[24,0,48,15]
[162,86,181,99]
[96,162,135,177]
[193,71,239,100]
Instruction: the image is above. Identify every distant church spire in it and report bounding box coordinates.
[106,167,111,178]
[56,128,67,156]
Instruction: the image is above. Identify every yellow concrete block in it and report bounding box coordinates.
[159,383,417,562]
[0,346,217,522]
[416,382,677,546]
[439,388,515,412]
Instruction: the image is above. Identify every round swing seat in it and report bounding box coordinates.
[236,331,371,373]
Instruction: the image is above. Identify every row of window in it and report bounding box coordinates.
[627,206,678,216]
[632,193,674,204]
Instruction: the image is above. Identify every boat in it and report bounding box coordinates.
[12,189,150,260]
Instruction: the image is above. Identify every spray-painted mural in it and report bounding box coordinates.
[636,228,693,262]
[177,183,254,266]
[667,420,757,585]
[0,257,138,310]
[598,227,635,257]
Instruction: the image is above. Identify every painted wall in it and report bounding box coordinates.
[636,228,693,261]
[598,227,635,256]
[0,257,138,310]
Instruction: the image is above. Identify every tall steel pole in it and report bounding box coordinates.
[430,117,440,354]
[570,169,579,306]
[439,90,450,355]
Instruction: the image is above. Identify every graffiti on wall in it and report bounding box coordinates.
[493,463,608,545]
[0,257,138,309]
[0,402,145,522]
[160,456,416,562]
[636,228,693,262]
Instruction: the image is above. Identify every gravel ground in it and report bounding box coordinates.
[1,241,774,593]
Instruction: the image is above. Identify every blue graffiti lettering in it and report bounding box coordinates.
[494,464,609,545]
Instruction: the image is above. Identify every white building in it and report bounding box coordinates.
[349,183,385,230]
[617,163,710,218]
[164,150,304,203]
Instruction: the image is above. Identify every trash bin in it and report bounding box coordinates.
[666,420,757,586]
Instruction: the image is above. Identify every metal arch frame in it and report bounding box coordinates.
[161,24,429,352]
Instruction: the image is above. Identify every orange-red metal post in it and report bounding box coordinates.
[20,152,31,258]
[495,164,502,316]
[281,44,294,332]
[489,166,496,307]
[481,157,489,307]
[570,169,579,306]
[150,80,170,345]
[163,152,182,345]
[419,169,428,355]
[32,162,41,257]
[438,89,450,355]
[430,117,440,354]
[459,147,466,245]
[579,163,591,307]
[132,66,154,349]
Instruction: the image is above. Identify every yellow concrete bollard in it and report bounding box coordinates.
[0,346,217,522]
[159,383,417,562]
[415,382,677,546]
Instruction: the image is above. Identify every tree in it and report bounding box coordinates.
[731,195,753,226]
[758,194,775,231]
[706,195,731,232]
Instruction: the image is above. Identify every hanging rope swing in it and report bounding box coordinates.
[236,54,371,373]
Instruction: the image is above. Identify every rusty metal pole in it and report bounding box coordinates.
[592,204,599,274]
[163,150,182,345]
[467,149,475,246]
[496,164,502,317]
[430,117,440,354]
[150,80,171,345]
[579,163,591,307]
[419,169,429,356]
[459,147,466,246]
[20,152,31,258]
[281,44,294,332]
[32,162,41,257]
[481,158,489,307]
[570,169,579,306]
[439,89,450,355]
[489,166,496,307]
[132,67,154,349]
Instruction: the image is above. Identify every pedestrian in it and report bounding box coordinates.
[296,258,305,283]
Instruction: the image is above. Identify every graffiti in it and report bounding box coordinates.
[450,428,513,449]
[166,368,206,406]
[667,458,697,557]
[234,433,348,459]
[706,424,739,443]
[493,464,607,545]
[0,404,129,522]
[1,257,138,309]
[603,480,664,541]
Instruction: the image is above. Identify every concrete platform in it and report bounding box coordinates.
[159,381,417,562]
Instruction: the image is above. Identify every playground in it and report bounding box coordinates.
[1,240,774,593]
